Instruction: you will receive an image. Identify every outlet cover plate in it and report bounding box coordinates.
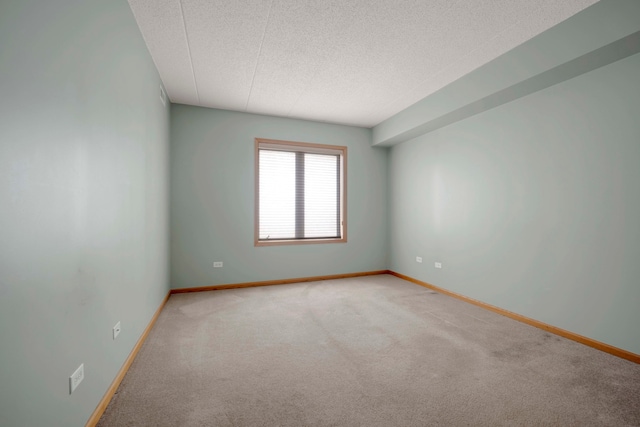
[435,262,442,269]
[416,256,423,263]
[213,261,223,268]
[113,321,121,340]
[69,363,84,394]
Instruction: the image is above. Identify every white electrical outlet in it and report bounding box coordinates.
[213,261,223,268]
[69,363,84,394]
[113,321,121,340]
[435,262,442,269]
[416,256,423,263]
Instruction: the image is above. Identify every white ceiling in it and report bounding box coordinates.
[128,0,598,128]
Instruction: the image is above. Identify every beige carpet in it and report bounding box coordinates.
[98,275,640,426]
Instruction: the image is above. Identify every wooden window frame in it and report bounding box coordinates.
[254,138,347,247]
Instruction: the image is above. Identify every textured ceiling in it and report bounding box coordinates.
[128,0,598,128]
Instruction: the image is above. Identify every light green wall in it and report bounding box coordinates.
[389,52,640,355]
[170,105,388,288]
[0,1,170,426]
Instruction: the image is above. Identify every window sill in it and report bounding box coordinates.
[255,237,347,247]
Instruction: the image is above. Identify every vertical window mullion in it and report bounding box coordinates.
[295,152,305,239]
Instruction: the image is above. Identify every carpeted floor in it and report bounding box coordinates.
[98,275,640,426]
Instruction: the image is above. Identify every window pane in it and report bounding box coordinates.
[304,153,339,238]
[259,150,295,239]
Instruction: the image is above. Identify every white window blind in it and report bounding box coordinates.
[256,139,346,245]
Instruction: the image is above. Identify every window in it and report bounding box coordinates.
[255,138,347,246]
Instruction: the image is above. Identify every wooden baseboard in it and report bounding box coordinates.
[85,290,172,427]
[388,271,640,364]
[170,270,390,294]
